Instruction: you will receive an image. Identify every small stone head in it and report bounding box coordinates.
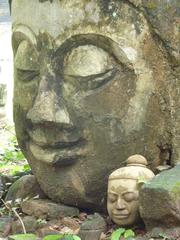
[107,154,154,226]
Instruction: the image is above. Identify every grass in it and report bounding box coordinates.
[0,124,30,176]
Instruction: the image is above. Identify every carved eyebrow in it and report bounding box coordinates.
[55,34,133,70]
[12,24,37,55]
[12,24,37,45]
[121,191,137,196]
[122,191,135,194]
[108,192,118,196]
[108,191,137,197]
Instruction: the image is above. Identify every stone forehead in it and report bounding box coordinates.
[108,179,138,193]
[11,0,149,68]
[11,0,146,38]
[110,185,133,193]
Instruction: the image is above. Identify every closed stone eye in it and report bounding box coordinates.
[63,45,118,91]
[123,192,139,202]
[64,68,117,91]
[108,193,118,203]
[16,69,39,82]
[63,45,114,76]
[14,40,39,82]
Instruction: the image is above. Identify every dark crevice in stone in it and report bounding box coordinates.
[158,144,173,167]
[39,0,53,2]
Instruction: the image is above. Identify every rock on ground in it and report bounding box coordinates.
[78,213,106,240]
[11,216,38,234]
[21,199,79,220]
[5,175,46,202]
[139,165,180,229]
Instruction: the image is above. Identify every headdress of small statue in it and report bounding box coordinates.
[107,154,155,226]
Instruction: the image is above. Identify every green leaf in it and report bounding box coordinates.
[43,235,64,240]
[73,236,81,240]
[64,235,74,240]
[124,229,135,239]
[8,234,37,240]
[159,233,168,239]
[4,151,14,161]
[23,164,31,172]
[111,228,125,240]
[15,151,25,161]
[137,176,147,185]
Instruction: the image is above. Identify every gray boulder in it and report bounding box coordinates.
[21,199,79,220]
[5,175,46,202]
[11,216,38,234]
[0,216,12,237]
[139,165,180,229]
[78,213,106,240]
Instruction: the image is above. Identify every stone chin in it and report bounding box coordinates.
[111,211,140,226]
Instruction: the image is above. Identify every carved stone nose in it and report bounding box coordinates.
[116,198,126,210]
[27,90,72,127]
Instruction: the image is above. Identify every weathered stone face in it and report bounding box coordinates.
[108,179,139,226]
[11,0,172,209]
[107,155,154,226]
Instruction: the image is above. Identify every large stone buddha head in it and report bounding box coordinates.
[11,0,169,210]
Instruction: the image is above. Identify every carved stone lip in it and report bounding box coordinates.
[31,138,84,149]
[112,214,129,219]
[27,129,85,149]
[28,140,85,166]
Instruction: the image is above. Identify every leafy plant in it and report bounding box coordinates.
[0,124,30,175]
[8,234,37,240]
[23,164,31,172]
[111,228,135,240]
[43,236,63,240]
[43,234,81,240]
[36,218,47,227]
[124,229,135,239]
[159,233,170,240]
[3,149,25,162]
